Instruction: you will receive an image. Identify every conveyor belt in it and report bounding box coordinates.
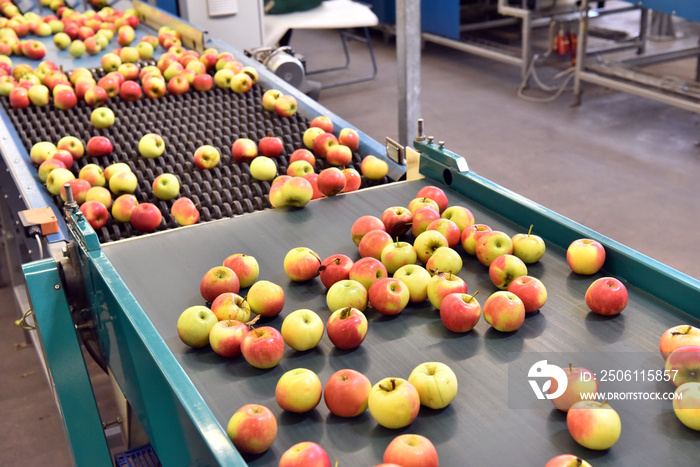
[102,179,697,466]
[0,62,388,243]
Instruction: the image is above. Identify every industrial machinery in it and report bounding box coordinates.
[1,1,699,466]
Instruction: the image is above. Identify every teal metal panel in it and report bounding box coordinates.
[22,258,112,467]
[63,208,247,466]
[416,139,700,319]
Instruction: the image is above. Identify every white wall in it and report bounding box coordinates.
[178,0,265,51]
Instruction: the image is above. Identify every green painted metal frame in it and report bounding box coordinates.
[415,139,700,319]
[21,257,112,466]
[60,207,247,466]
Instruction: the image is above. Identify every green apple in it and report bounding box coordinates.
[69,39,86,58]
[90,106,115,129]
[512,225,546,264]
[673,382,700,431]
[489,254,528,290]
[53,32,71,50]
[138,133,166,159]
[393,264,432,303]
[176,305,218,348]
[104,162,131,181]
[109,170,138,196]
[27,84,49,106]
[567,400,621,450]
[249,156,277,181]
[441,205,475,232]
[425,246,462,276]
[151,173,180,200]
[276,368,323,413]
[57,136,85,160]
[210,292,251,322]
[280,309,324,351]
[79,163,106,187]
[326,279,368,312]
[46,168,75,196]
[286,160,314,177]
[30,141,57,165]
[426,273,468,309]
[380,240,418,275]
[413,230,449,265]
[408,361,458,409]
[368,377,421,429]
[111,194,138,222]
[303,126,325,150]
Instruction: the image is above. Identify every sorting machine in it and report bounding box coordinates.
[1,2,699,466]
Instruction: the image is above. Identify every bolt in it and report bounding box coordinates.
[54,284,61,290]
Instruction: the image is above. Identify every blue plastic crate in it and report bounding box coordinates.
[114,444,161,467]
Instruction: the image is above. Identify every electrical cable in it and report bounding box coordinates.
[34,233,44,259]
[517,55,576,103]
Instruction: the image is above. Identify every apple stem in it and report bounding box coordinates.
[340,307,353,319]
[569,363,573,372]
[672,325,693,336]
[528,224,533,237]
[379,378,396,392]
[246,315,260,327]
[467,291,479,302]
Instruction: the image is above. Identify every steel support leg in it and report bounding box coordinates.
[396,0,421,147]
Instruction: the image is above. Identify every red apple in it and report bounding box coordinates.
[222,254,259,289]
[338,127,360,152]
[79,200,109,230]
[665,345,700,387]
[548,364,599,412]
[240,326,285,369]
[416,185,448,213]
[351,215,385,246]
[323,369,371,417]
[483,291,525,332]
[368,277,410,316]
[507,275,547,313]
[660,325,700,361]
[326,144,352,167]
[209,320,247,358]
[426,218,461,248]
[342,168,362,192]
[567,238,606,275]
[231,138,257,163]
[475,230,513,267]
[358,229,393,260]
[411,205,441,237]
[283,247,322,282]
[86,136,113,157]
[381,206,412,238]
[259,133,284,157]
[488,254,528,290]
[312,132,338,159]
[226,404,277,455]
[585,277,628,316]
[440,292,481,333]
[316,167,346,197]
[279,441,331,467]
[289,148,315,167]
[309,115,333,133]
[326,306,368,350]
[318,254,354,289]
[383,434,438,467]
[129,202,162,232]
[199,266,240,302]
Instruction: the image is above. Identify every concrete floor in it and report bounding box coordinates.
[2,4,699,466]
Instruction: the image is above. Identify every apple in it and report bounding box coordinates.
[79,200,109,230]
[210,292,251,322]
[111,194,138,223]
[289,148,316,168]
[274,94,297,117]
[381,206,412,237]
[425,246,462,277]
[660,325,700,361]
[192,73,213,92]
[358,229,393,260]
[548,364,599,412]
[209,319,247,358]
[90,106,116,130]
[326,306,368,349]
[585,277,628,316]
[312,133,338,159]
[171,197,200,226]
[97,75,120,98]
[143,76,166,98]
[86,187,113,210]
[441,205,475,232]
[338,127,360,152]
[37,158,66,183]
[281,308,324,351]
[326,144,353,167]
[104,162,131,182]
[193,144,221,170]
[259,133,283,158]
[78,164,105,187]
[54,86,78,110]
[411,206,441,237]
[310,115,333,133]
[368,377,420,429]
[483,291,525,332]
[426,272,468,309]
[167,75,190,95]
[30,141,58,165]
[303,126,325,150]
[673,382,700,431]
[512,225,546,264]
[349,257,388,291]
[231,138,258,163]
[117,25,135,46]
[57,136,85,160]
[284,247,321,282]
[151,173,180,201]
[567,238,606,275]
[304,173,323,200]
[351,215,385,246]
[461,223,492,255]
[342,168,362,192]
[507,276,547,313]
[276,368,323,413]
[326,279,368,313]
[316,167,346,197]
[279,442,331,467]
[27,84,49,106]
[318,254,354,289]
[53,31,71,50]
[60,178,91,204]
[214,68,235,89]
[380,240,418,275]
[226,404,277,455]
[247,280,285,317]
[69,39,86,58]
[249,156,277,181]
[545,455,593,467]
[426,218,461,248]
[261,88,282,111]
[440,292,481,332]
[416,185,449,213]
[138,133,166,159]
[476,230,513,267]
[222,254,259,288]
[488,254,528,290]
[324,369,371,417]
[130,203,162,232]
[200,266,240,303]
[240,326,285,369]
[280,176,314,208]
[108,170,138,196]
[46,168,75,196]
[361,155,389,180]
[176,305,217,348]
[408,361,458,410]
[413,230,448,265]
[230,72,253,93]
[383,434,438,467]
[136,41,154,60]
[287,160,314,177]
[368,277,410,316]
[86,136,113,157]
[566,400,621,450]
[8,87,29,109]
[101,52,121,72]
[393,264,431,303]
[665,345,700,387]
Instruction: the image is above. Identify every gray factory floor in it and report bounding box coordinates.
[2,3,699,466]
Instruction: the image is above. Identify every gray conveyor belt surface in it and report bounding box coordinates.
[102,179,697,466]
